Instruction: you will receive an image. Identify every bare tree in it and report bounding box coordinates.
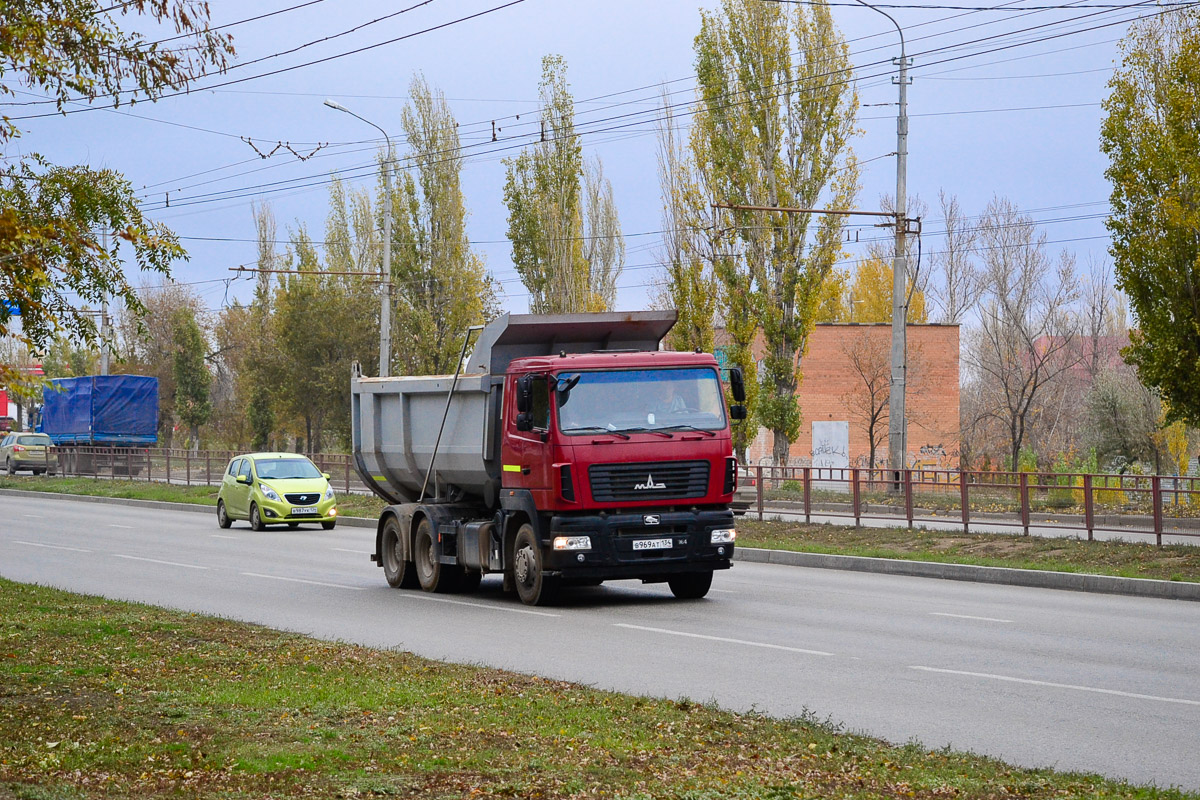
[965,196,1081,470]
[929,190,982,324]
[840,328,925,469]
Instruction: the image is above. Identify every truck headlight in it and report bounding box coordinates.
[260,484,281,502]
[324,485,335,502]
[710,529,736,544]
[553,536,592,551]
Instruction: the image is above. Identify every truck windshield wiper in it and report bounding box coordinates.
[613,426,674,438]
[561,426,630,440]
[661,424,716,437]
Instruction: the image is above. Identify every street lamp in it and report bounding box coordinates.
[849,1,911,481]
[324,98,394,378]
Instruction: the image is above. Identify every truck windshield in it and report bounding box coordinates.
[556,367,727,435]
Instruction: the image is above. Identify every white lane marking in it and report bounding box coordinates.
[242,572,364,591]
[331,547,366,554]
[404,593,559,618]
[910,666,1200,707]
[211,534,237,540]
[709,588,736,594]
[615,623,834,656]
[107,524,133,529]
[930,612,1011,623]
[14,540,90,553]
[114,554,209,570]
[22,514,44,518]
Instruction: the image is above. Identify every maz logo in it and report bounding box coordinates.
[635,474,667,491]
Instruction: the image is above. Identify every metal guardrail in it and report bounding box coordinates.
[744,465,1200,546]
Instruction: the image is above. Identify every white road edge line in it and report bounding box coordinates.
[14,540,91,553]
[909,666,1200,707]
[405,593,560,617]
[614,623,834,656]
[242,572,364,591]
[930,612,1011,623]
[114,554,209,570]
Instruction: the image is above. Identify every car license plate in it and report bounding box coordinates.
[632,538,673,551]
[291,507,319,516]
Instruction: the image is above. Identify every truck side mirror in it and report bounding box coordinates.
[516,411,534,432]
[730,404,747,421]
[516,374,533,414]
[729,367,746,403]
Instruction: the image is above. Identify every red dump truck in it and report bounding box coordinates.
[351,311,746,605]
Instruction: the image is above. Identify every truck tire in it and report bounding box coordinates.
[512,523,559,606]
[249,502,266,532]
[217,500,232,529]
[380,516,418,589]
[413,517,461,593]
[668,571,713,600]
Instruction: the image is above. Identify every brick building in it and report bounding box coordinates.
[717,322,961,469]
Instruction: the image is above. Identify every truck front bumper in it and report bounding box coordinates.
[542,509,735,580]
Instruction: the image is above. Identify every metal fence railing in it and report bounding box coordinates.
[744,465,1200,546]
[39,447,359,495]
[14,447,1200,545]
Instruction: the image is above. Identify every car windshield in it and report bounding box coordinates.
[556,367,727,435]
[254,458,322,480]
[17,435,50,446]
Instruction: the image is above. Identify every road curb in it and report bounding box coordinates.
[733,547,1200,602]
[4,488,1196,600]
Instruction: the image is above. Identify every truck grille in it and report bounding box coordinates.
[589,461,710,503]
[285,493,320,506]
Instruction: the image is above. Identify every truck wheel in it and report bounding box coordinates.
[249,503,266,532]
[668,571,713,600]
[217,500,232,529]
[380,516,418,589]
[513,523,558,606]
[414,517,461,593]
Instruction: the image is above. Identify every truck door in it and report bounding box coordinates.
[503,374,552,503]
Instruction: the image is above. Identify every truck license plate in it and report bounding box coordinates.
[632,538,673,551]
[291,507,319,516]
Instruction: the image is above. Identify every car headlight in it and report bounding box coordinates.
[710,529,736,544]
[324,485,335,502]
[260,484,281,502]
[552,536,591,551]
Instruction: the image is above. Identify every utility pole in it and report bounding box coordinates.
[848,0,911,482]
[100,228,110,376]
[324,99,393,378]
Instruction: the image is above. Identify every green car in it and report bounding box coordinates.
[217,452,338,531]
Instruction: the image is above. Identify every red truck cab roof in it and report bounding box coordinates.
[507,349,720,374]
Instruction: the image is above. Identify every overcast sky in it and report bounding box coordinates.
[8,0,1159,317]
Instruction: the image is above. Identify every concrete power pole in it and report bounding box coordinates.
[100,228,110,376]
[888,39,911,481]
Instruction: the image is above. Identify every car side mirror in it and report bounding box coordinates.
[238,475,252,485]
[516,374,533,414]
[322,472,331,481]
[730,404,747,421]
[729,367,746,403]
[516,411,534,432]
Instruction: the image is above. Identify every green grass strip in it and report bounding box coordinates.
[0,579,1191,799]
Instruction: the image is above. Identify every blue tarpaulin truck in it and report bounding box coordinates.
[41,375,158,475]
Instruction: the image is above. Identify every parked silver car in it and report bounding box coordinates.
[1,432,58,475]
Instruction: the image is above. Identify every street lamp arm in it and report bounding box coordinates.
[848,0,905,57]
[324,98,394,154]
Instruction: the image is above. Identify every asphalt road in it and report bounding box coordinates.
[2,494,1198,790]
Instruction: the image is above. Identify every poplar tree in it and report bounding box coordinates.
[691,0,860,466]
[504,55,624,313]
[171,308,211,453]
[1101,7,1200,425]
